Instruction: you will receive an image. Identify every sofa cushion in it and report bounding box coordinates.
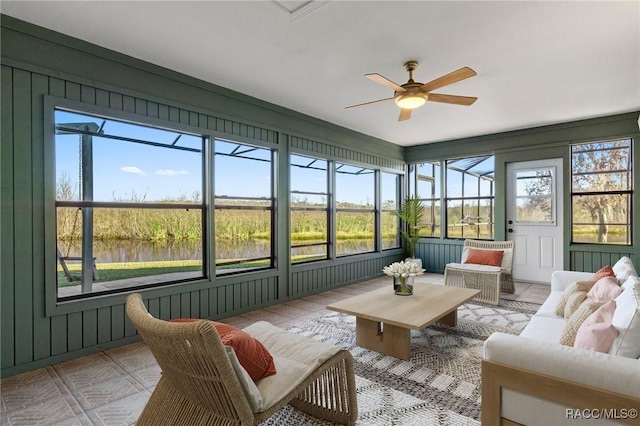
[464,248,504,267]
[564,291,587,319]
[520,315,565,342]
[559,302,605,346]
[581,276,622,308]
[592,265,615,281]
[574,300,618,353]
[609,280,640,358]
[553,280,596,316]
[535,291,564,319]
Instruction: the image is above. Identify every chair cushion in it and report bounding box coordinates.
[243,321,345,412]
[460,246,513,272]
[464,248,504,267]
[171,319,276,381]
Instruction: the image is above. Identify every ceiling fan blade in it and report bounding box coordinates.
[398,108,412,121]
[428,93,478,106]
[345,97,394,110]
[421,67,477,92]
[365,73,407,92]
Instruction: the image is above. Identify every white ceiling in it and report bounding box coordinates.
[2,1,639,146]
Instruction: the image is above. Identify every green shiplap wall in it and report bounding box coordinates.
[0,15,404,378]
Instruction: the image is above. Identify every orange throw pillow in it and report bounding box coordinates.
[464,248,504,267]
[170,318,276,381]
[592,265,615,281]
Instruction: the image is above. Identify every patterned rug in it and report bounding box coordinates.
[260,299,540,426]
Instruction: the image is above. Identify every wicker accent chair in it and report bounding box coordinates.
[126,293,358,425]
[444,239,515,305]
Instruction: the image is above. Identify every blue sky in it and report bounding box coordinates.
[55,111,380,204]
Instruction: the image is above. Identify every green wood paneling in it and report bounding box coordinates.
[83,309,98,348]
[1,64,15,369]
[32,72,49,361]
[570,249,635,272]
[97,306,111,344]
[110,305,125,341]
[67,312,82,352]
[290,253,404,297]
[13,68,34,365]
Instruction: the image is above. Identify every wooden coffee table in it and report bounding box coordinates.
[326,282,480,360]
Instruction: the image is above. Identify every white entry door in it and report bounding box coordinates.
[506,159,563,284]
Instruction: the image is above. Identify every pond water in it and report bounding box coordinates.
[60,239,397,263]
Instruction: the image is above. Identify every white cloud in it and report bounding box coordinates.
[121,166,147,176]
[155,169,189,177]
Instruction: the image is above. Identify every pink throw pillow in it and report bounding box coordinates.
[592,265,615,281]
[464,248,504,267]
[580,276,622,307]
[574,300,618,353]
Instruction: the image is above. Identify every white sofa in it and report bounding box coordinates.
[482,257,640,425]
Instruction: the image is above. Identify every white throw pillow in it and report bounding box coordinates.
[608,280,640,358]
[612,256,637,283]
[621,275,640,291]
[225,346,263,411]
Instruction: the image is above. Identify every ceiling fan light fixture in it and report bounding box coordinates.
[394,92,428,109]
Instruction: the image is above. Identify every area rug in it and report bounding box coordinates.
[260,300,540,426]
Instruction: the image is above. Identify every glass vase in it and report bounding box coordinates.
[393,276,414,296]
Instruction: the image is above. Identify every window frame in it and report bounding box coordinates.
[570,138,633,245]
[46,97,212,313]
[335,162,376,257]
[214,138,276,274]
[380,171,403,250]
[409,155,495,241]
[289,153,330,264]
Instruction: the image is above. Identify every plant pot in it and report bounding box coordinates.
[393,276,414,296]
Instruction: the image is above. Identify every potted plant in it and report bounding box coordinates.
[391,195,425,267]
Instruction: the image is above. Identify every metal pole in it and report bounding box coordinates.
[81,131,94,293]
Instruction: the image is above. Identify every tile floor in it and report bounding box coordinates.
[0,274,550,425]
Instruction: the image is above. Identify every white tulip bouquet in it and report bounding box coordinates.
[382,260,425,295]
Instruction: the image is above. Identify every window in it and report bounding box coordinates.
[290,154,329,263]
[516,169,555,223]
[571,139,633,245]
[214,140,274,273]
[381,172,402,249]
[409,155,495,240]
[446,156,495,239]
[335,163,375,256]
[55,109,205,300]
[409,162,441,237]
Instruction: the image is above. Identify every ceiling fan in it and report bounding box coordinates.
[345,61,477,122]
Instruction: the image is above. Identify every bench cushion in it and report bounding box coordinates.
[243,321,345,412]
